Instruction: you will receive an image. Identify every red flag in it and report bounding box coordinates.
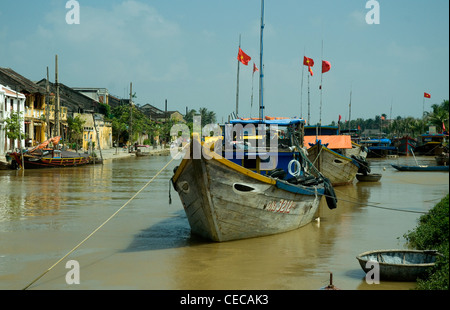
[303,56,314,67]
[308,66,314,76]
[237,47,251,65]
[338,115,342,122]
[322,60,331,73]
[424,92,431,98]
[253,63,259,73]
[443,122,446,131]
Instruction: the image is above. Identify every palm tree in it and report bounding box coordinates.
[425,100,449,133]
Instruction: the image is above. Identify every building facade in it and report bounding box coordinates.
[0,84,26,155]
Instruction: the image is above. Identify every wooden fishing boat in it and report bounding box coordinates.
[9,136,92,169]
[303,126,370,186]
[356,173,382,182]
[135,145,152,157]
[391,164,449,172]
[305,141,359,186]
[392,135,417,156]
[172,1,338,242]
[414,133,448,156]
[356,249,441,281]
[359,138,398,158]
[172,128,336,242]
[435,152,449,166]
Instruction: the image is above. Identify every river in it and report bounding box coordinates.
[0,154,448,291]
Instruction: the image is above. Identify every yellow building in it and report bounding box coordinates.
[74,113,112,151]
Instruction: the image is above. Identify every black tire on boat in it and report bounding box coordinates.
[267,168,287,179]
[323,177,338,210]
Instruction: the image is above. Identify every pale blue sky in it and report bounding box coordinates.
[1,0,448,124]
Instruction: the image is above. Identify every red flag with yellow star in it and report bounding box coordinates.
[237,48,251,66]
[303,56,314,67]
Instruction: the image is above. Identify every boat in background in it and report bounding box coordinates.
[414,133,448,156]
[392,135,417,156]
[135,144,152,157]
[391,164,449,172]
[435,152,449,166]
[360,138,398,158]
[356,249,441,281]
[9,136,92,169]
[303,126,370,186]
[356,173,382,182]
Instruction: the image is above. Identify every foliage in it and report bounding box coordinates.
[184,107,217,133]
[5,111,26,149]
[404,195,449,290]
[111,104,155,144]
[333,99,448,139]
[67,115,85,148]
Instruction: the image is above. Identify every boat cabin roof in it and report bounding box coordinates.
[304,135,353,149]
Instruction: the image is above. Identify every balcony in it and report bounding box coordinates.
[24,106,68,122]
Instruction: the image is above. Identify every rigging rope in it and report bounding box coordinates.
[23,145,187,290]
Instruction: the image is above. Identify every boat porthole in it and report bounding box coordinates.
[233,183,256,193]
[333,159,343,164]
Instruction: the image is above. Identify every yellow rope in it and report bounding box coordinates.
[23,146,187,290]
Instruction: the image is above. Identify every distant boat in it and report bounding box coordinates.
[392,135,417,156]
[135,145,152,157]
[303,126,370,186]
[391,164,449,172]
[359,138,398,158]
[414,133,448,156]
[9,136,92,169]
[435,152,449,166]
[356,249,441,281]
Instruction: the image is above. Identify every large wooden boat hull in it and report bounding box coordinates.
[356,249,440,281]
[172,142,325,242]
[306,143,359,186]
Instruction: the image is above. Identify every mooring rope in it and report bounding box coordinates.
[23,145,187,290]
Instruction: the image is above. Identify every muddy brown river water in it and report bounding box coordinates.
[0,155,448,291]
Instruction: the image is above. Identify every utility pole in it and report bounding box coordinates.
[129,82,133,152]
[45,67,50,140]
[55,55,60,138]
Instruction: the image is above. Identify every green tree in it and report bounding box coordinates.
[67,115,85,149]
[5,111,26,151]
[425,100,449,132]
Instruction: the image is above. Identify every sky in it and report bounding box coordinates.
[0,0,448,125]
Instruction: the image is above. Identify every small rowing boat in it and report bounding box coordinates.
[356,249,441,281]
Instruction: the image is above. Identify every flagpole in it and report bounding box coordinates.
[349,84,352,130]
[307,73,310,126]
[319,40,323,131]
[300,48,305,119]
[251,64,255,118]
[259,0,265,121]
[236,34,241,118]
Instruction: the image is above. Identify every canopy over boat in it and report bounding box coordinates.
[304,135,352,149]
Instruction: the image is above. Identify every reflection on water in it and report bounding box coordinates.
[0,155,448,290]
